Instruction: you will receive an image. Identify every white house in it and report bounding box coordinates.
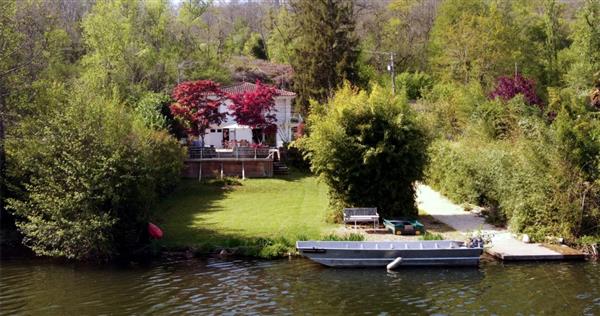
[203,82,298,149]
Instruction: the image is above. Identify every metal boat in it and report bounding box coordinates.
[296,240,483,268]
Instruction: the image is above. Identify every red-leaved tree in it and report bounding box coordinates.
[170,80,227,144]
[228,81,280,142]
[489,74,543,108]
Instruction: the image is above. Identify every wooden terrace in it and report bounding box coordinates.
[183,146,277,180]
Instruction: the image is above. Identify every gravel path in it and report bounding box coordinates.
[415,184,505,236]
[330,184,580,260]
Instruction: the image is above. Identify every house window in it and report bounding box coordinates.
[210,129,216,133]
[217,129,222,132]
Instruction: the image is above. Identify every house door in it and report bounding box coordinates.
[265,126,276,147]
[222,128,230,147]
[252,128,262,144]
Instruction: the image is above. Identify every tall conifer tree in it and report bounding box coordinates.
[290,0,361,113]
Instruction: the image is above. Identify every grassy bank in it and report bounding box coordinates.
[153,171,336,258]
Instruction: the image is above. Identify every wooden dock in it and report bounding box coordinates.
[485,233,585,261]
[416,185,586,262]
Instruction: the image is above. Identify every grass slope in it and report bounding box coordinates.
[154,172,334,256]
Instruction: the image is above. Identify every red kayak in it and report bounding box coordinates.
[148,222,164,239]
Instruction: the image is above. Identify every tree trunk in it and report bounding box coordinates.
[0,95,6,217]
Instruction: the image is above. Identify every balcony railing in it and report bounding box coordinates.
[188,146,272,160]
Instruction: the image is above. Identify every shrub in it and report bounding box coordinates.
[134,92,170,130]
[395,71,433,100]
[297,84,428,219]
[489,74,543,108]
[321,233,364,241]
[6,93,184,260]
[419,233,444,240]
[418,82,486,140]
[426,117,600,241]
[284,143,310,171]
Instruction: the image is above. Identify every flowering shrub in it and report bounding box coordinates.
[489,74,542,108]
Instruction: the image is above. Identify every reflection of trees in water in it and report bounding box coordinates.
[455,262,598,315]
[2,258,598,315]
[266,260,599,315]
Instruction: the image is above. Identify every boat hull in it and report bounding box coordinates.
[296,241,483,267]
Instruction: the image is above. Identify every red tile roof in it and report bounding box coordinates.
[221,82,296,97]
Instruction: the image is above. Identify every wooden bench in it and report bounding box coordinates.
[343,208,379,229]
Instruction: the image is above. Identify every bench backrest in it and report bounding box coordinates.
[343,207,378,218]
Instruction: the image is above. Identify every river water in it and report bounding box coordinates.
[1,257,599,315]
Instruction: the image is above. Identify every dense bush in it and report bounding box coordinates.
[134,92,171,130]
[297,84,428,219]
[488,74,543,108]
[426,136,596,241]
[418,82,486,140]
[395,71,433,100]
[424,88,600,242]
[5,92,184,260]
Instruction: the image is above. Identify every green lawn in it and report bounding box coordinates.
[153,171,335,255]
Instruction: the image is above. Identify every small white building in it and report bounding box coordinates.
[203,82,298,149]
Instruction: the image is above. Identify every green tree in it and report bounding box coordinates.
[429,0,535,88]
[0,0,21,226]
[266,8,297,64]
[243,32,268,60]
[290,0,362,112]
[5,89,184,260]
[542,0,562,86]
[379,0,438,72]
[174,0,230,84]
[563,0,600,92]
[81,0,179,100]
[297,84,428,219]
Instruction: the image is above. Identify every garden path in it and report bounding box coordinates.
[415,184,504,236]
[416,184,583,260]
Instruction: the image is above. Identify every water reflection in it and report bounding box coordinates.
[1,257,598,315]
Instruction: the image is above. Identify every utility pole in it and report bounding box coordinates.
[389,53,396,95]
[367,50,397,95]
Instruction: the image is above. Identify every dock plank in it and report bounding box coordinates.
[486,233,584,261]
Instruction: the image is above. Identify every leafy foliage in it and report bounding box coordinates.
[6,91,184,260]
[563,0,600,92]
[297,84,428,219]
[228,81,278,132]
[243,33,268,60]
[424,85,600,242]
[266,8,297,64]
[170,80,227,141]
[290,0,362,111]
[428,0,554,88]
[489,75,543,108]
[395,71,433,100]
[134,92,171,130]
